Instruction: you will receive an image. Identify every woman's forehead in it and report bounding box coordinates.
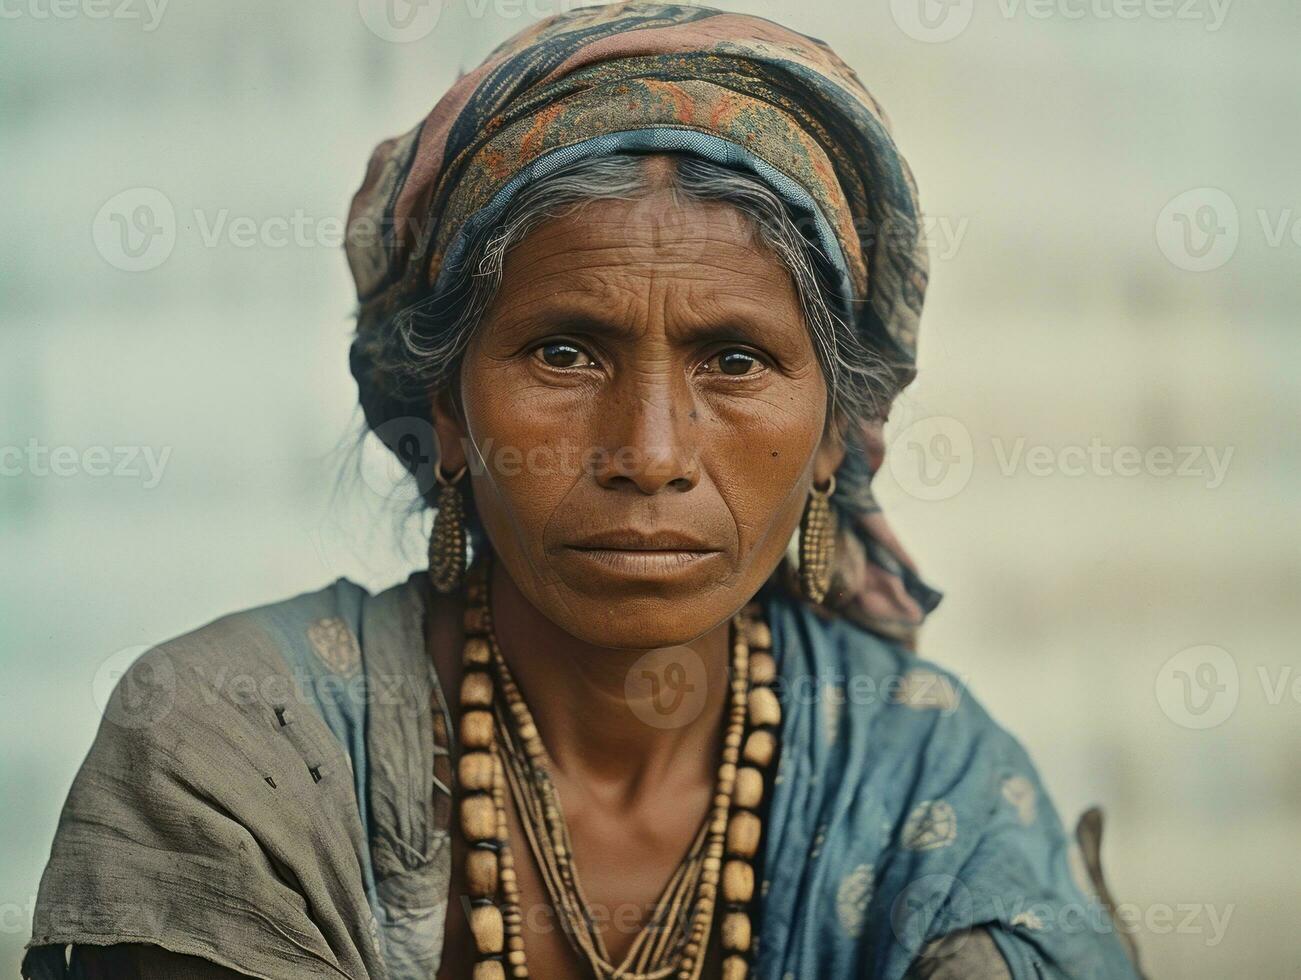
[510,192,771,273]
[483,195,804,334]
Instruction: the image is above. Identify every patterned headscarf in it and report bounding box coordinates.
[346,0,941,644]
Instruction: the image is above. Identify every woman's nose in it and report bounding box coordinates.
[592,381,700,495]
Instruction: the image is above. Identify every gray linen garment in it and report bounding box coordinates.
[23,575,452,980]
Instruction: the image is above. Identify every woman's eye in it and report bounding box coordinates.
[703,349,763,377]
[534,342,594,369]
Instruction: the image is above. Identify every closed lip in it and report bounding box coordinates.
[565,529,720,553]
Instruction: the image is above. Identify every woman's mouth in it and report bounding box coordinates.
[559,529,725,581]
[564,547,720,574]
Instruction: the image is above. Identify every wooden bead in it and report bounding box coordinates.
[718,761,737,788]
[464,636,491,666]
[508,949,527,966]
[470,904,505,954]
[722,860,754,904]
[734,766,764,809]
[721,911,752,952]
[463,607,488,635]
[748,687,781,728]
[727,811,762,857]
[722,953,749,980]
[473,960,505,980]
[746,620,772,651]
[461,671,494,708]
[461,795,497,842]
[742,730,776,769]
[459,751,496,792]
[466,847,499,897]
[460,710,494,750]
[749,652,777,685]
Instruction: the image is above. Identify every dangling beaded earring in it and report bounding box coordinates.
[429,465,468,593]
[798,474,837,604]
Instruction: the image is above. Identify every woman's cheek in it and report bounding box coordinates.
[709,385,825,553]
[466,372,593,535]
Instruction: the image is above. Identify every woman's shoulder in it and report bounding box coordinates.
[109,574,427,729]
[763,588,1009,750]
[79,575,397,797]
[764,590,1060,864]
[140,576,375,679]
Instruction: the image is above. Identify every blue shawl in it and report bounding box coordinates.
[24,575,1138,979]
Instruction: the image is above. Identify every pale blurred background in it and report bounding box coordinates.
[2,1,1298,976]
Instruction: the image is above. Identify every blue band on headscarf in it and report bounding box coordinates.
[432,127,857,324]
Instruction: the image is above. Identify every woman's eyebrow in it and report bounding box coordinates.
[488,289,803,343]
[486,303,637,343]
[674,317,794,348]
[489,315,805,370]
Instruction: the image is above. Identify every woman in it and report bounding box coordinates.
[23,3,1143,978]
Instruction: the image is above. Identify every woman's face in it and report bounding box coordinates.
[436,163,843,649]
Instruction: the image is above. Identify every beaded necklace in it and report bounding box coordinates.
[453,557,780,980]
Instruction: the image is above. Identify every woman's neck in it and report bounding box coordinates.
[488,558,733,808]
